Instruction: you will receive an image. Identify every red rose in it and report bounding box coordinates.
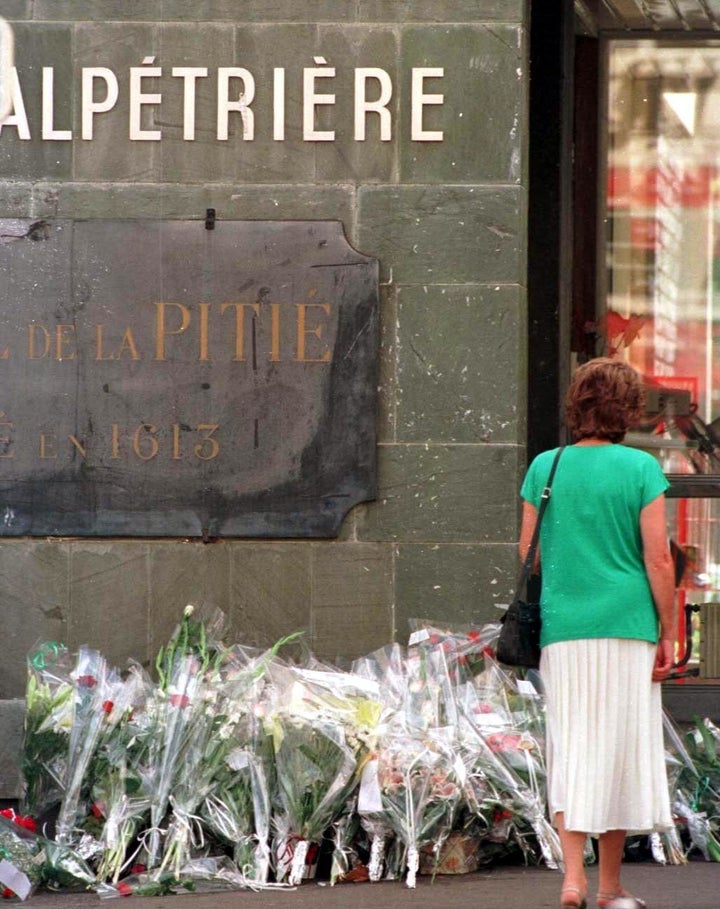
[1,807,37,833]
[102,700,114,714]
[492,807,512,823]
[117,882,134,897]
[76,675,97,688]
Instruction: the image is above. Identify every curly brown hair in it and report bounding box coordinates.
[565,358,645,443]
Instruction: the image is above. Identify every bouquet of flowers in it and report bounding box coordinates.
[403,642,458,733]
[265,664,370,886]
[407,619,500,688]
[159,639,286,881]
[351,644,411,879]
[133,605,230,871]
[270,716,358,884]
[201,745,272,882]
[88,662,155,882]
[193,634,302,884]
[357,752,396,880]
[359,730,463,887]
[456,677,563,869]
[54,648,116,845]
[21,641,74,820]
[136,650,205,871]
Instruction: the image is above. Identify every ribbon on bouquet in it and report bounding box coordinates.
[368,836,386,882]
[277,834,320,886]
[406,845,419,889]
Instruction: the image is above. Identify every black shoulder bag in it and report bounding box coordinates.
[496,446,564,669]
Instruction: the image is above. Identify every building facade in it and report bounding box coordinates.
[0,1,529,709]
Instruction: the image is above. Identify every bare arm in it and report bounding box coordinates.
[519,500,540,570]
[640,492,676,680]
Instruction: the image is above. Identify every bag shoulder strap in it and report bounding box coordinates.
[518,445,565,585]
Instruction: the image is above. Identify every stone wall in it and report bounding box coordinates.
[0,2,528,706]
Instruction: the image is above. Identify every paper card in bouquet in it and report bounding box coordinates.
[0,859,33,901]
[358,758,383,814]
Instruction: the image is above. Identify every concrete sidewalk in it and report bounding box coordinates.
[22,862,717,909]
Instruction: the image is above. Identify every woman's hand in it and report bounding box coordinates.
[652,638,674,681]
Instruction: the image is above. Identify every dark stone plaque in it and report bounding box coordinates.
[0,219,378,537]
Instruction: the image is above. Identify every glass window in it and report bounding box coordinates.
[604,41,720,674]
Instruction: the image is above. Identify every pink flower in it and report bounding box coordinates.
[380,769,405,791]
[487,733,522,753]
[433,781,458,799]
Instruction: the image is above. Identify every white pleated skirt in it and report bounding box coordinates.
[540,638,673,835]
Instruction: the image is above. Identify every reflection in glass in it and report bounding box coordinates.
[605,42,720,673]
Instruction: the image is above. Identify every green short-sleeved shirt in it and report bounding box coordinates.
[520,444,670,647]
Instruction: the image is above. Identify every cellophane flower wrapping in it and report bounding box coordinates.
[89,662,154,882]
[360,728,463,887]
[328,795,365,885]
[455,656,563,870]
[266,662,378,885]
[201,744,271,883]
[20,607,720,896]
[663,711,720,861]
[96,856,248,899]
[404,638,458,733]
[134,605,230,872]
[55,648,117,846]
[21,641,74,821]
[270,717,356,884]
[137,651,203,871]
[186,641,282,884]
[351,644,406,880]
[406,620,501,690]
[0,810,95,899]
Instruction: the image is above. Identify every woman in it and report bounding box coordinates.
[519,359,676,909]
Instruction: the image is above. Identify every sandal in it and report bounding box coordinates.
[596,891,646,909]
[561,886,588,909]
